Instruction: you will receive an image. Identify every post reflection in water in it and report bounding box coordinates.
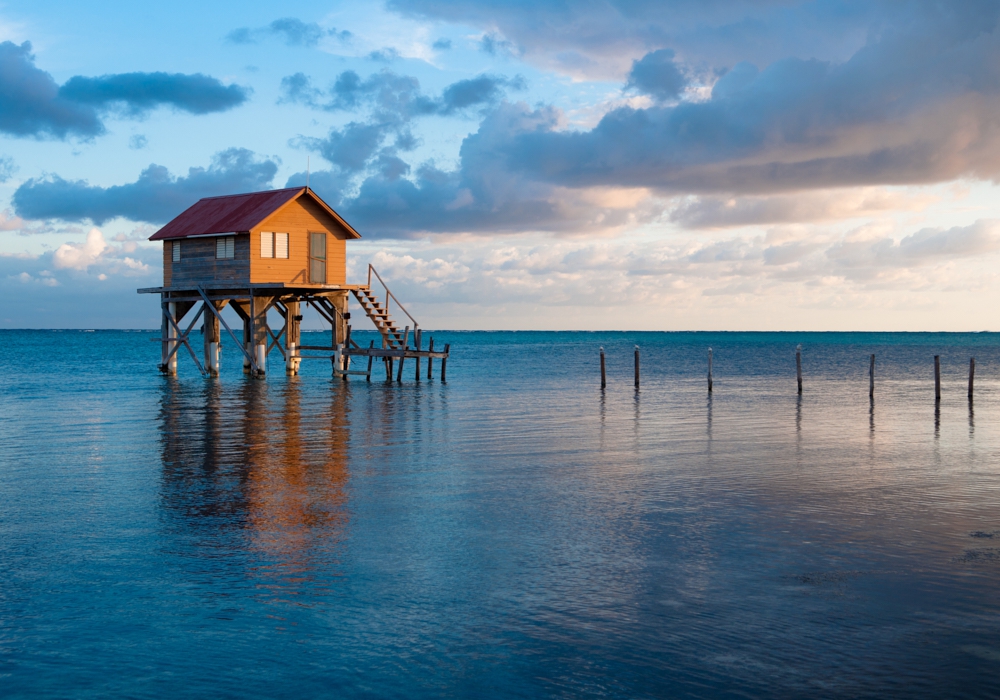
[158,379,351,599]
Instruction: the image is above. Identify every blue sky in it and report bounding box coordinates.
[2,0,1000,330]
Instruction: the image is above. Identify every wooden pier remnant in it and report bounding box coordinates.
[869,354,875,398]
[600,347,606,389]
[708,347,714,393]
[796,344,803,394]
[934,355,941,401]
[969,357,976,399]
[634,345,640,390]
[138,187,449,381]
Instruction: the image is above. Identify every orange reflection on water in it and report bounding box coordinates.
[159,379,352,599]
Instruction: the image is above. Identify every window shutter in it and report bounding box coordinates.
[275,233,288,259]
[172,241,181,262]
[260,232,273,258]
[216,236,235,259]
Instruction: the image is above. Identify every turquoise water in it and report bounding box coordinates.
[3,330,1000,697]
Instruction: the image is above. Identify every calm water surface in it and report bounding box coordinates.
[3,330,1000,697]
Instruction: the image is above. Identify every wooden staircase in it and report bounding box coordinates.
[351,285,405,347]
[350,265,419,349]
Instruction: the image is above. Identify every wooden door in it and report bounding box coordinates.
[309,232,326,284]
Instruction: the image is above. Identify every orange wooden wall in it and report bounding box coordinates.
[250,197,350,285]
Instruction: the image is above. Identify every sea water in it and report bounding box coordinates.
[2,330,1000,697]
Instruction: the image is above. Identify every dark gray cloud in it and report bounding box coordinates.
[284,104,656,238]
[0,41,104,138]
[282,69,523,118]
[441,3,1000,196]
[59,72,249,116]
[285,0,1000,239]
[387,0,882,79]
[227,18,351,47]
[283,69,524,177]
[0,40,250,140]
[626,49,686,101]
[13,148,277,225]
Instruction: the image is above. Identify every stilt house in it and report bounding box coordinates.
[138,187,449,380]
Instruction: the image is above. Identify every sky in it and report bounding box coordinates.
[2,0,1000,330]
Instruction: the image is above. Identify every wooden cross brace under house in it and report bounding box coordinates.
[138,187,450,381]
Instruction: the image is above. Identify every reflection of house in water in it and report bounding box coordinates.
[138,187,449,381]
[158,381,351,589]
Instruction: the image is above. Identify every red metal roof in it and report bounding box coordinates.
[149,187,359,241]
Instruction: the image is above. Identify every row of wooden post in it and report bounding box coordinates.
[600,346,979,399]
[340,324,449,383]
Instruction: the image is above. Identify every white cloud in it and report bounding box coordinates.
[51,228,153,277]
[53,228,108,270]
[9,270,59,286]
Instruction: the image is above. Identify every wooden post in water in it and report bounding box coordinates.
[634,345,640,390]
[796,344,803,394]
[166,302,179,375]
[204,302,220,376]
[708,347,714,393]
[427,338,434,379]
[414,329,421,382]
[441,343,450,382]
[599,347,606,389]
[367,340,374,382]
[969,357,976,399]
[284,301,300,376]
[396,326,410,382]
[869,354,875,398]
[934,355,941,401]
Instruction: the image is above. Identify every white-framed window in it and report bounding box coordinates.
[260,232,289,259]
[216,236,235,259]
[172,240,181,262]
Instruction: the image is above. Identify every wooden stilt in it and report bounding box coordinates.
[441,343,450,382]
[342,325,352,380]
[427,338,434,379]
[414,329,421,382]
[367,340,374,381]
[285,301,300,375]
[204,301,220,376]
[167,301,179,375]
[396,326,410,382]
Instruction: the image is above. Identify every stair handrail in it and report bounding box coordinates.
[367,264,418,333]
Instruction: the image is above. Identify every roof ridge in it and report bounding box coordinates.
[197,186,304,202]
